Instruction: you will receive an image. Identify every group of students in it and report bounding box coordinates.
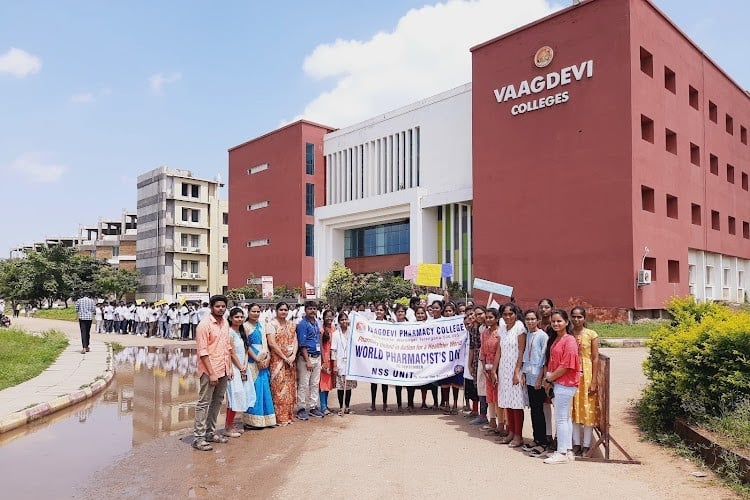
[194,296,599,465]
[94,301,210,339]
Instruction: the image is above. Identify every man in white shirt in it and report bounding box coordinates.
[104,302,115,333]
[167,304,179,339]
[179,303,191,340]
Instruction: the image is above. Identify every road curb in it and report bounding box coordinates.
[0,343,115,434]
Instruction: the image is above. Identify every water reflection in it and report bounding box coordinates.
[0,346,202,498]
[109,346,200,445]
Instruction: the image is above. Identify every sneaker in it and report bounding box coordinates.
[470,416,489,425]
[309,408,324,418]
[323,408,333,416]
[543,452,570,464]
[567,450,576,462]
[296,409,309,421]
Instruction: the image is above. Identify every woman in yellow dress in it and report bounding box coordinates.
[570,306,599,456]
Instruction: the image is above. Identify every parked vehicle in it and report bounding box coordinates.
[0,313,11,327]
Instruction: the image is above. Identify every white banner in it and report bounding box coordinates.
[345,313,468,386]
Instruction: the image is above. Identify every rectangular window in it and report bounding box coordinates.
[727,164,735,184]
[181,183,189,196]
[247,163,269,174]
[189,285,199,292]
[222,262,228,274]
[112,246,119,257]
[668,260,680,283]
[741,126,748,145]
[743,172,748,191]
[689,86,699,110]
[191,234,199,247]
[191,209,199,223]
[190,261,199,274]
[191,184,199,198]
[641,186,655,213]
[744,221,749,239]
[344,221,410,257]
[709,101,717,123]
[711,210,720,230]
[644,257,657,282]
[641,115,654,143]
[222,236,229,244]
[247,201,270,211]
[222,212,228,225]
[666,194,678,219]
[710,154,719,175]
[305,224,314,257]
[247,239,269,247]
[664,66,676,93]
[639,47,653,77]
[181,285,188,292]
[305,143,315,175]
[691,203,701,226]
[690,143,700,166]
[729,216,736,235]
[181,261,188,272]
[181,207,189,221]
[305,183,315,216]
[665,129,677,154]
[181,234,188,247]
[726,114,734,135]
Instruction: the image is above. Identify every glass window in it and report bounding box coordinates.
[181,183,189,196]
[305,143,315,175]
[191,184,199,198]
[181,207,189,221]
[344,221,409,257]
[191,261,199,274]
[191,234,199,247]
[181,234,189,246]
[305,224,314,257]
[306,183,315,215]
[191,209,199,223]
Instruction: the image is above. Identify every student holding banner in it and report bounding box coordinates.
[414,306,438,410]
[439,302,464,414]
[367,303,391,412]
[392,305,409,412]
[331,312,357,415]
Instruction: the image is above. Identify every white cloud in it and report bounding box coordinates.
[70,87,112,104]
[149,72,182,94]
[0,47,42,77]
[296,0,557,126]
[7,153,67,183]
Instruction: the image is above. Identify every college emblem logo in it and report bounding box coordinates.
[534,46,554,68]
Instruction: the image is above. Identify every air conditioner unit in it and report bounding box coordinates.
[191,273,200,279]
[181,247,188,252]
[181,271,189,278]
[637,269,652,286]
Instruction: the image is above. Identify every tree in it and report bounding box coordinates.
[226,285,260,301]
[68,255,107,300]
[94,267,140,301]
[323,261,354,308]
[0,258,32,306]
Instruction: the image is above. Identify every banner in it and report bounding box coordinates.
[261,275,274,298]
[473,277,513,297]
[345,313,468,386]
[304,282,316,300]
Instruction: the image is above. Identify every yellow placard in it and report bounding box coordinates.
[135,298,145,305]
[415,263,442,287]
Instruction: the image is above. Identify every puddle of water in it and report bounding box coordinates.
[0,346,202,498]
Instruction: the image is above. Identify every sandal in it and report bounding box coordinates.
[224,430,242,438]
[192,440,213,451]
[366,406,376,412]
[528,445,546,456]
[206,434,229,443]
[508,440,524,448]
[496,436,513,444]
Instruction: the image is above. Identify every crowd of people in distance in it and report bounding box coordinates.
[93,301,212,340]
[192,295,600,465]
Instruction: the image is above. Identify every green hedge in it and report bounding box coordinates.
[638,297,750,436]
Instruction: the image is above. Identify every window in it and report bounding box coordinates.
[191,234,199,248]
[666,194,678,219]
[711,210,720,230]
[191,261,199,274]
[665,129,677,154]
[305,143,315,175]
[727,164,735,184]
[641,115,654,143]
[345,221,410,257]
[181,183,199,198]
[189,285,199,292]
[639,47,653,77]
[743,172,748,191]
[641,186,655,212]
[181,183,188,196]
[247,163,269,175]
[708,101,717,123]
[690,143,700,166]
[742,126,748,145]
[305,183,315,216]
[181,234,188,247]
[305,224,314,257]
[222,262,228,274]
[181,208,200,223]
[192,209,199,223]
[729,216,736,235]
[710,154,719,175]
[181,207,188,221]
[181,285,188,293]
[644,257,657,281]
[112,246,119,257]
[726,114,734,135]
[744,221,749,239]
[180,260,188,272]
[689,86,699,110]
[247,201,269,211]
[691,203,701,225]
[222,236,229,244]
[664,66,676,93]
[222,212,228,225]
[247,239,269,247]
[668,260,680,283]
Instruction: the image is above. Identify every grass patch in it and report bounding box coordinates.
[34,308,78,321]
[588,320,664,338]
[0,328,68,390]
[707,398,750,451]
[109,341,125,353]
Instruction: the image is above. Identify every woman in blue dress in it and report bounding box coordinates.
[224,307,256,437]
[243,303,277,428]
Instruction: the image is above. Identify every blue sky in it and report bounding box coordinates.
[1,0,748,255]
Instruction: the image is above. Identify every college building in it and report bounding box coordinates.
[227,0,750,316]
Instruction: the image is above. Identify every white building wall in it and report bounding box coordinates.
[688,248,748,303]
[316,83,472,290]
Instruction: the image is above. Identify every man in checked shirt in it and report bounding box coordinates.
[75,291,97,354]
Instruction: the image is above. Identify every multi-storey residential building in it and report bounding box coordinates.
[77,211,138,270]
[136,167,228,302]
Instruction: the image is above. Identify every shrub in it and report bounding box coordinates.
[639,297,750,436]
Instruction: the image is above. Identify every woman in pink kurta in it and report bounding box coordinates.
[480,308,501,433]
[319,309,335,415]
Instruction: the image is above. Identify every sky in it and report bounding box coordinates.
[1,0,748,256]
